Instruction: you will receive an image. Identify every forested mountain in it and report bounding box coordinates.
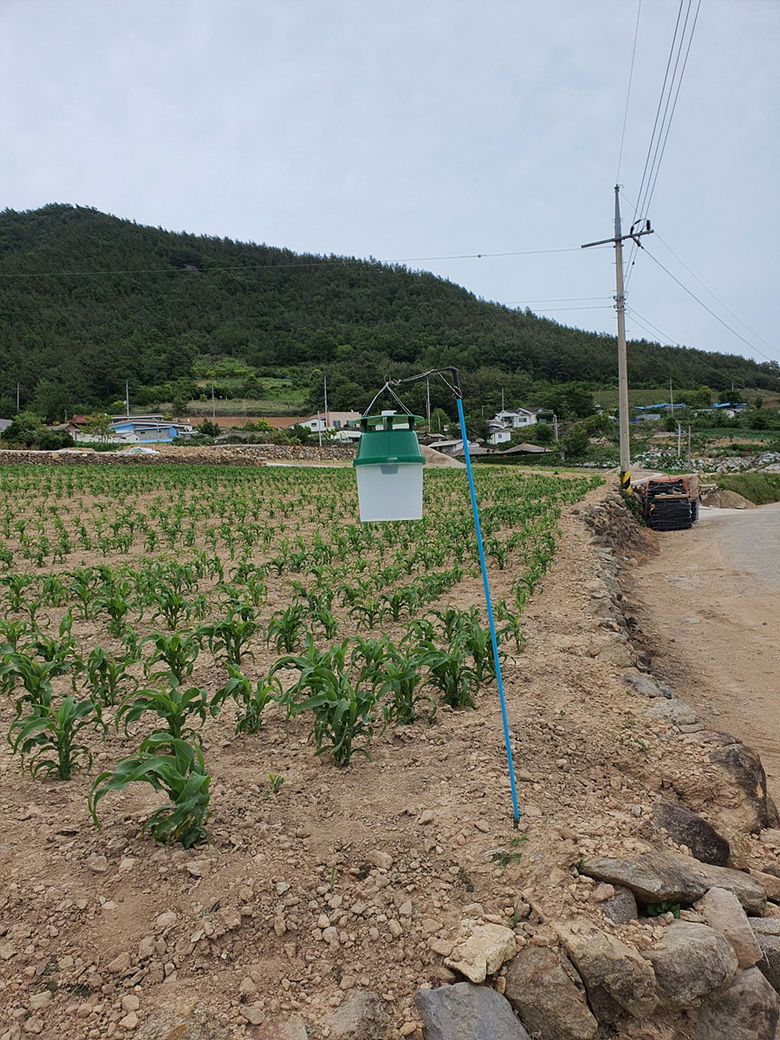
[0,203,777,418]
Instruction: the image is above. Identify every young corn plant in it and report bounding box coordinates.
[40,573,66,607]
[152,587,191,630]
[89,732,210,848]
[86,646,135,707]
[213,664,280,734]
[298,674,378,767]
[199,607,258,668]
[2,652,59,716]
[273,643,378,766]
[419,643,478,710]
[67,568,99,619]
[95,581,133,637]
[1,573,35,612]
[459,609,499,684]
[377,646,434,726]
[143,631,200,685]
[0,618,33,654]
[266,604,307,654]
[9,696,105,780]
[116,683,208,742]
[348,598,385,630]
[494,599,527,654]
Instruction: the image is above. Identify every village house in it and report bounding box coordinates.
[287,411,362,436]
[63,414,194,444]
[428,437,487,457]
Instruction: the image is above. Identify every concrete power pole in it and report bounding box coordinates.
[582,186,653,493]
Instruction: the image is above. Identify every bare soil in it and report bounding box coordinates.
[2,481,779,1040]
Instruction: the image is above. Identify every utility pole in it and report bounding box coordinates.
[323,373,329,429]
[125,380,130,417]
[582,186,653,492]
[425,377,431,426]
[669,378,674,414]
[16,383,20,412]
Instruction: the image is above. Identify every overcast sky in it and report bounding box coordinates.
[2,0,778,374]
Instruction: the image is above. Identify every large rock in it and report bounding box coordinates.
[580,849,708,906]
[687,861,767,916]
[504,946,598,1040]
[750,868,780,903]
[748,917,780,936]
[623,672,672,699]
[600,886,638,924]
[653,800,730,866]
[695,888,762,967]
[696,967,779,1040]
[748,918,780,992]
[644,922,738,1007]
[252,1018,308,1040]
[559,924,657,1024]
[445,924,516,984]
[136,1001,231,1040]
[414,983,531,1040]
[709,739,780,833]
[325,991,387,1040]
[646,698,700,725]
[581,848,766,914]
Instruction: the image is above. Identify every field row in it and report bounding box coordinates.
[0,464,600,848]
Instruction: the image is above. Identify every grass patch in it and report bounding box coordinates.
[715,473,780,505]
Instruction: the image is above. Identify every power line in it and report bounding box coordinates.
[500,295,613,305]
[631,0,686,220]
[625,306,676,344]
[642,246,778,365]
[616,0,643,184]
[626,305,767,389]
[639,0,701,222]
[624,1,701,280]
[396,247,581,262]
[0,245,583,280]
[654,233,779,357]
[520,305,614,314]
[632,0,700,224]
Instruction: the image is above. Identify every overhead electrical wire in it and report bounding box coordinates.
[626,305,762,390]
[516,305,613,314]
[640,0,701,219]
[0,245,583,280]
[616,0,643,184]
[625,306,676,344]
[654,233,779,357]
[500,295,613,305]
[624,0,701,281]
[642,246,778,365]
[632,0,701,224]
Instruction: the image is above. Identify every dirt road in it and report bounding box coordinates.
[635,501,780,797]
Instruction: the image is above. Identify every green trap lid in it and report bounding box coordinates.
[352,413,426,468]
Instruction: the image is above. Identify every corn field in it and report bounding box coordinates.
[0,463,601,847]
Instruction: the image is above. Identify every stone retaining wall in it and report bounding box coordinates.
[0,443,357,467]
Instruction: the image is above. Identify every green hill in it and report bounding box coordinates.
[1,203,777,419]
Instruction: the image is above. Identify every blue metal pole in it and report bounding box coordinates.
[455,397,520,824]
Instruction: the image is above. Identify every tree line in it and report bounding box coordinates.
[1,203,777,420]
